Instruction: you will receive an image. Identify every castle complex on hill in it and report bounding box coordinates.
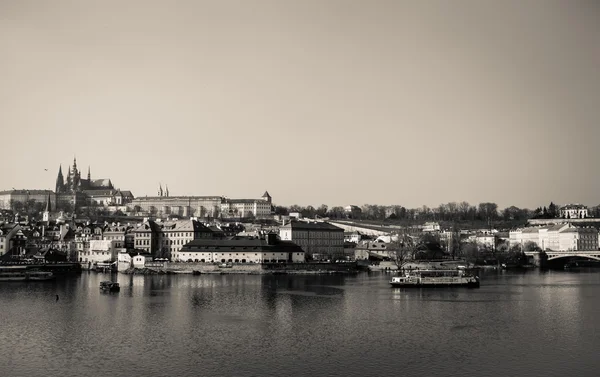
[0,157,272,219]
[55,157,114,194]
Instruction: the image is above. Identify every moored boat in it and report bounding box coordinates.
[390,269,480,288]
[99,281,120,292]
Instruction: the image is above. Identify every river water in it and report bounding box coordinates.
[1,270,599,377]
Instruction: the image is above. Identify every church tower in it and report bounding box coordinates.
[55,165,65,193]
[43,192,51,223]
[65,165,73,193]
[71,157,80,191]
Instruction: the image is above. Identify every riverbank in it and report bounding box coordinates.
[121,262,361,275]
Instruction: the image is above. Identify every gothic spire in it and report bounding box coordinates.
[165,185,169,197]
[55,165,65,193]
[87,166,91,181]
[45,192,52,212]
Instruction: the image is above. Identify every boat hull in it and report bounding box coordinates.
[390,280,480,288]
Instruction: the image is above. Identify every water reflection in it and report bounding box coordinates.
[2,271,600,377]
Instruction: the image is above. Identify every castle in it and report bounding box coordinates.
[55,157,114,194]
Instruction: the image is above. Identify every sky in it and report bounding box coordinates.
[1,0,599,209]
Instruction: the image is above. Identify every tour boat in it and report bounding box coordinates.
[390,269,480,288]
[99,281,120,292]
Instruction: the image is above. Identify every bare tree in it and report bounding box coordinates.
[389,232,416,270]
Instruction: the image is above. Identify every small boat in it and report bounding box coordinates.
[100,281,120,292]
[390,269,480,288]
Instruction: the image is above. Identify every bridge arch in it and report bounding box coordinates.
[546,253,600,261]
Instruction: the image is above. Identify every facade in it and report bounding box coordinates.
[510,225,599,251]
[279,221,344,260]
[160,219,213,259]
[78,239,118,266]
[178,235,305,263]
[0,224,25,256]
[103,224,130,248]
[130,191,272,219]
[133,219,213,258]
[131,196,223,218]
[0,190,55,211]
[559,204,588,219]
[422,222,441,232]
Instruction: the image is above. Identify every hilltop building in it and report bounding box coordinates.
[559,204,588,219]
[129,191,273,219]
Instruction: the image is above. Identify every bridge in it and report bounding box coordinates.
[525,250,600,261]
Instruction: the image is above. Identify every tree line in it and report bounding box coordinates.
[273,202,532,222]
[274,201,600,222]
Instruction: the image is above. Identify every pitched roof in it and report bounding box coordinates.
[281,221,343,231]
[262,191,271,198]
[181,237,303,253]
[159,220,212,233]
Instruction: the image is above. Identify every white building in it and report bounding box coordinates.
[559,204,588,219]
[509,225,598,251]
[422,222,441,232]
[79,240,118,267]
[178,235,305,263]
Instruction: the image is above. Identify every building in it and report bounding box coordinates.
[0,224,25,256]
[422,222,441,232]
[344,205,362,219]
[103,223,130,248]
[78,239,118,267]
[129,191,272,219]
[510,224,599,251]
[279,221,344,260]
[131,195,223,218]
[559,204,588,219]
[0,190,55,211]
[220,191,272,218]
[161,219,213,260]
[133,218,213,258]
[178,234,305,263]
[53,158,133,208]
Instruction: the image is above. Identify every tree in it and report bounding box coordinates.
[523,241,541,252]
[316,204,328,218]
[463,241,480,265]
[389,233,416,270]
[477,202,499,221]
[449,223,462,260]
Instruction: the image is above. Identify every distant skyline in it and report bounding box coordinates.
[2,1,599,209]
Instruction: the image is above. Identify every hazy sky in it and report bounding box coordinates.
[1,0,599,209]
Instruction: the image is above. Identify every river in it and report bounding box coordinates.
[1,270,599,377]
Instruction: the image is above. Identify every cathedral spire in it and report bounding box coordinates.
[45,192,51,212]
[158,184,163,197]
[165,185,169,197]
[87,166,91,181]
[55,165,65,193]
